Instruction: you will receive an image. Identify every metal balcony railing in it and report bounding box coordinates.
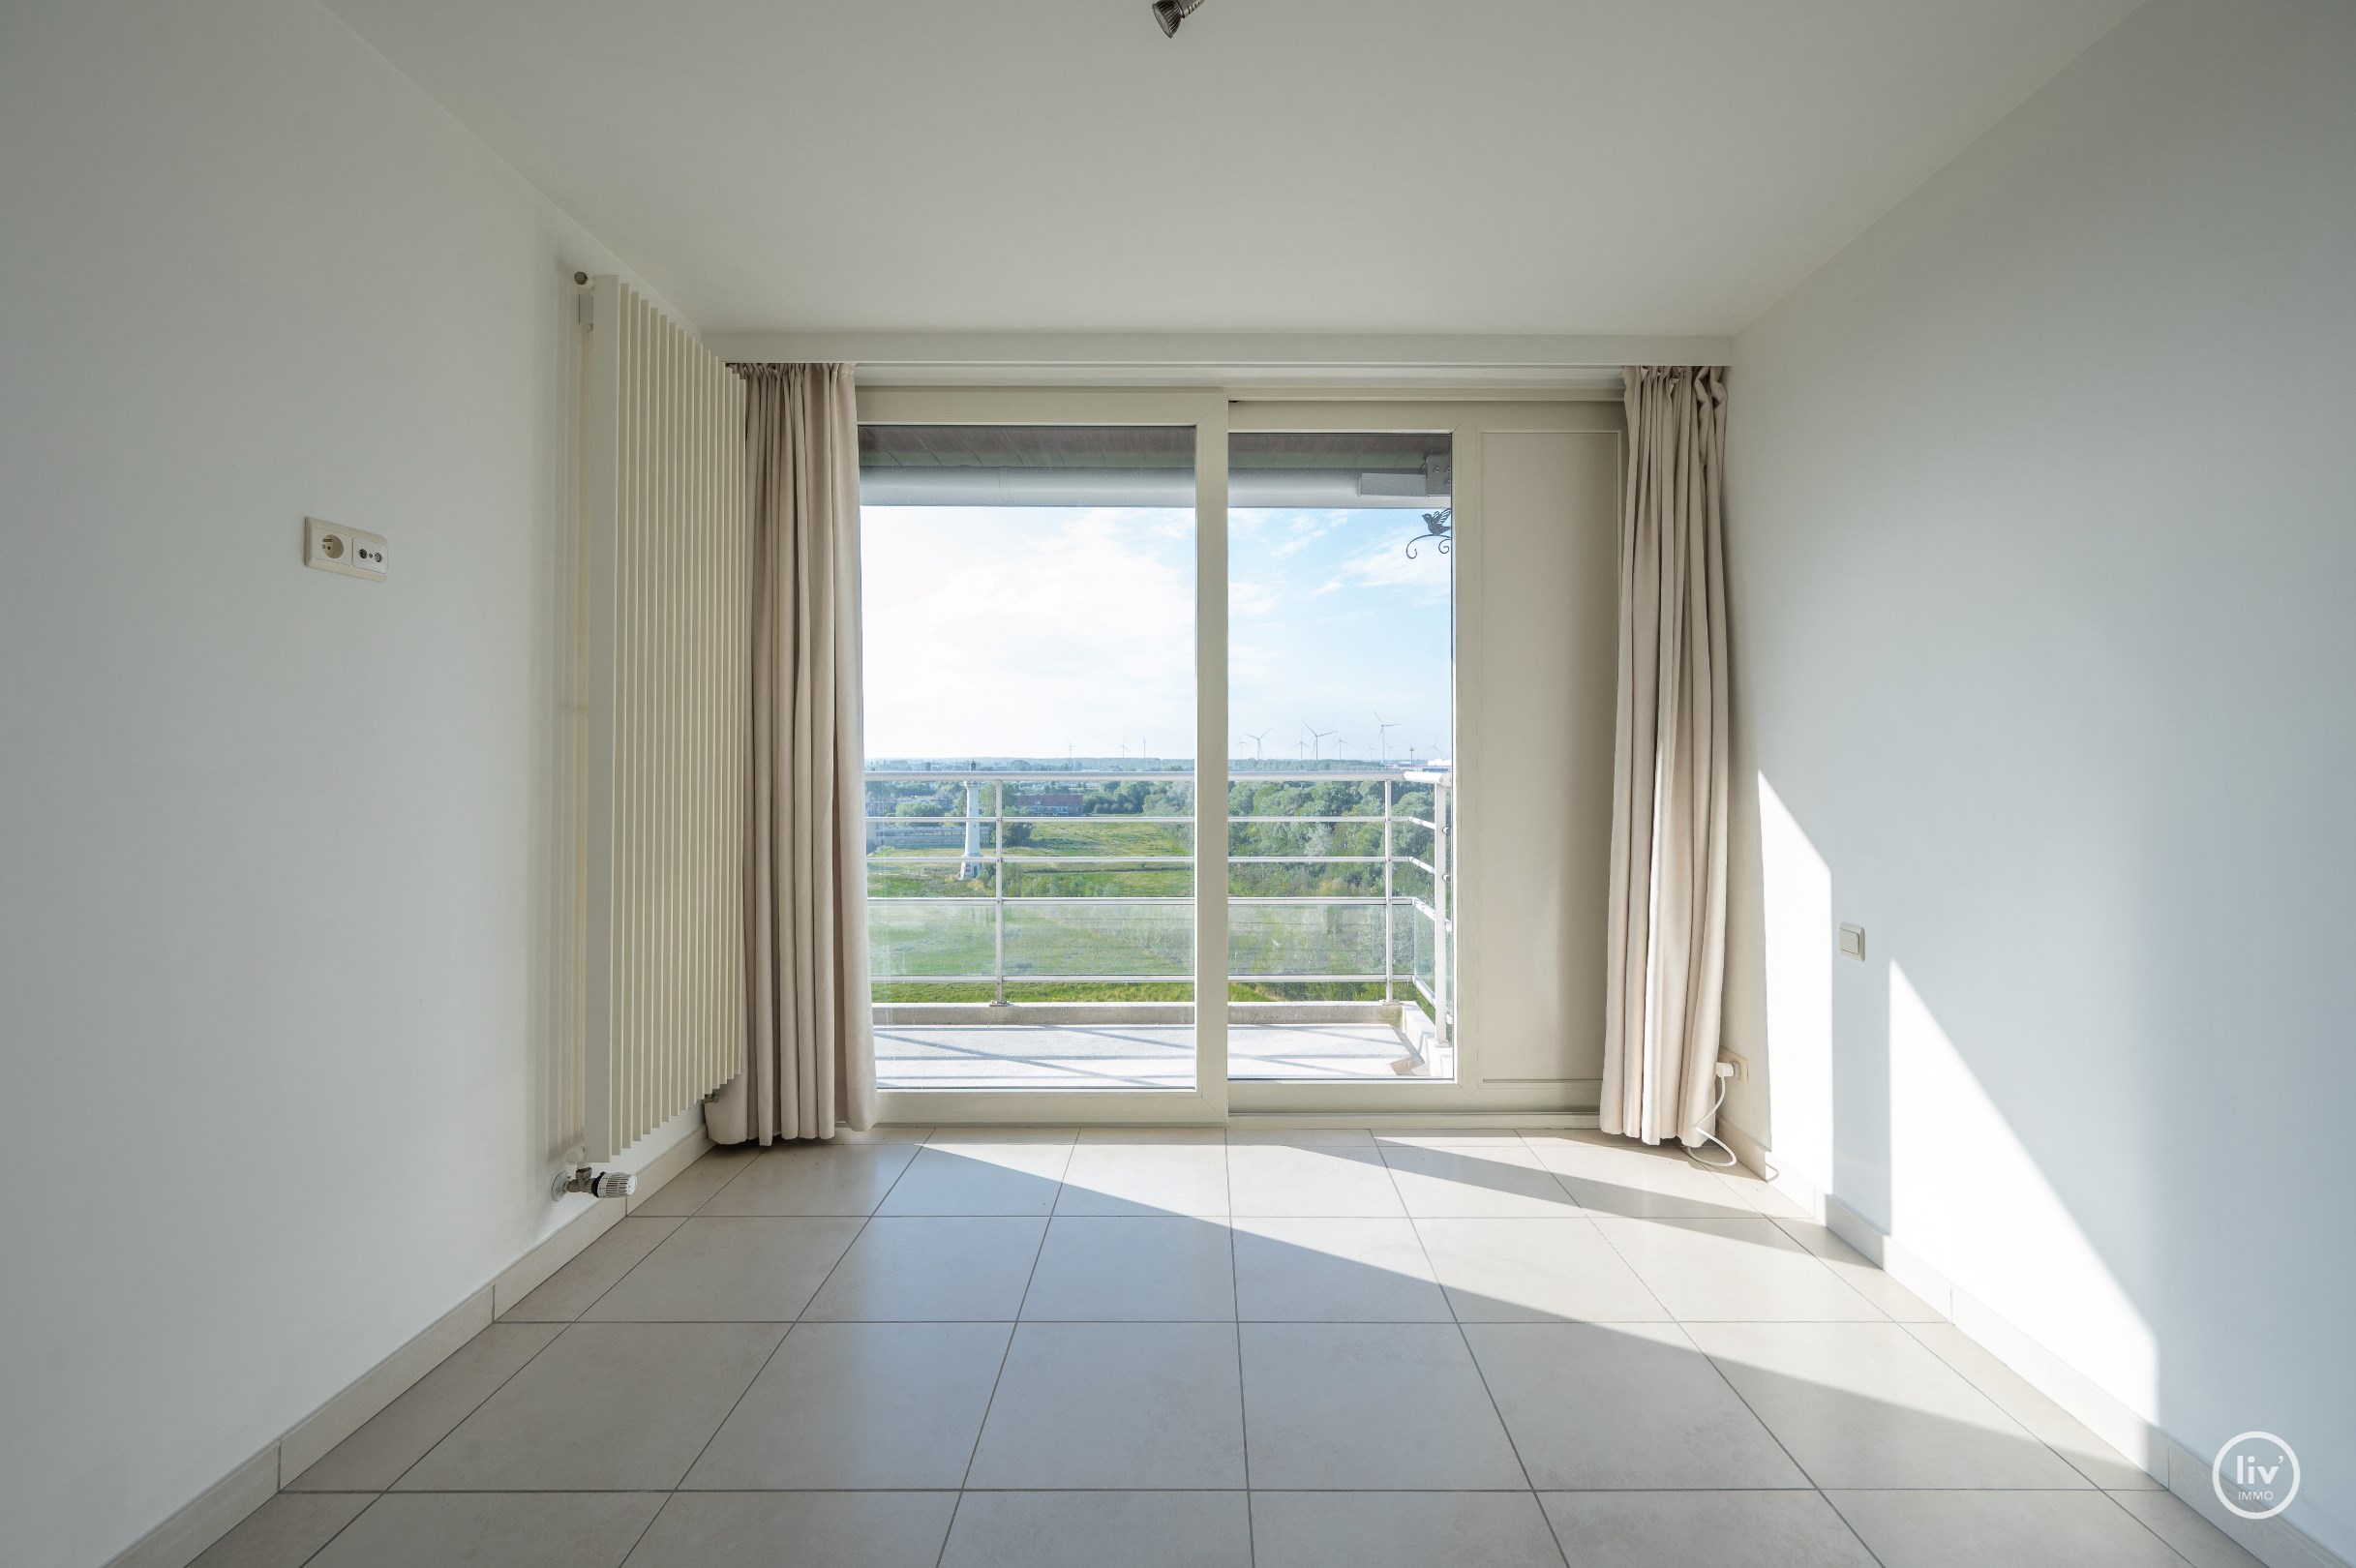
[863,768,1453,1040]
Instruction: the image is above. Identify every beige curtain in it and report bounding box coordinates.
[1602,365,1731,1147]
[707,363,876,1142]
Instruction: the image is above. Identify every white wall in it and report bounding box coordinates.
[1459,422,1621,1099]
[1720,0,2356,1557]
[0,5,662,1564]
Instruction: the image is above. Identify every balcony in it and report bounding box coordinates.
[866,767,1454,1089]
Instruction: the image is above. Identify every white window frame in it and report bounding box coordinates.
[859,386,1618,1128]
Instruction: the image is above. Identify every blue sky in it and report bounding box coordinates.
[861,504,1452,763]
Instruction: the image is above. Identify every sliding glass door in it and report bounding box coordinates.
[855,391,1472,1121]
[1224,431,1457,1084]
[860,420,1204,1098]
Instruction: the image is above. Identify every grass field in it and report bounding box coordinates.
[863,773,1447,1004]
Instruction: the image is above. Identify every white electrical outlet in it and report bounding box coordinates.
[1718,1051,1749,1081]
[304,517,387,582]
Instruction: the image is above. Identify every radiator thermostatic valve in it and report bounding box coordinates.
[553,1165,638,1202]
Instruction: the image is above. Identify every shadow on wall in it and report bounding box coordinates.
[1725,770,2330,1548]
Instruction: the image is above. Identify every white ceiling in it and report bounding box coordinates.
[324,0,2137,339]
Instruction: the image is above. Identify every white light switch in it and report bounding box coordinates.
[1838,923,1866,960]
[305,516,387,582]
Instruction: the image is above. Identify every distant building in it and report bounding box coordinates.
[1029,791,1088,816]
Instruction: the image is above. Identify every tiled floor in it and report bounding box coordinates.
[206,1128,2263,1568]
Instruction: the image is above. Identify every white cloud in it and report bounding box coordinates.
[862,505,1197,759]
[861,503,1456,765]
[1334,534,1453,598]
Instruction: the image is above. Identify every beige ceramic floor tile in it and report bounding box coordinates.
[1379,1143,1586,1220]
[966,1322,1246,1489]
[1374,1129,1539,1148]
[1827,1489,2191,1568]
[623,1493,955,1568]
[1466,1322,1809,1490]
[630,1148,761,1217]
[1251,1492,1567,1568]
[1020,1216,1236,1321]
[583,1217,862,1322]
[1415,1218,1669,1322]
[878,1142,1073,1215]
[1056,1141,1229,1216]
[1687,1321,2091,1490]
[396,1322,783,1491]
[923,1126,1080,1143]
[802,1216,1046,1321]
[1226,1143,1406,1219]
[500,1217,682,1321]
[1523,1131,1763,1219]
[188,1493,373,1568]
[1224,1126,1376,1147]
[694,1143,918,1217]
[1592,1216,1883,1321]
[684,1320,1011,1490]
[1076,1125,1228,1143]
[1238,1321,1527,1490]
[310,1493,662,1568]
[939,1492,1253,1568]
[1230,1218,1450,1322]
[1538,1491,1879,1568]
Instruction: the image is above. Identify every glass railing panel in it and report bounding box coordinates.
[1003,865,1194,900]
[1002,901,1194,980]
[870,901,996,982]
[866,861,996,899]
[1229,902,1388,979]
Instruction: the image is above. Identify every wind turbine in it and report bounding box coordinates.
[1240,728,1271,761]
[1303,722,1338,762]
[1373,710,1401,763]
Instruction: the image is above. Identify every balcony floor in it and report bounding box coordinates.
[875,1022,1421,1088]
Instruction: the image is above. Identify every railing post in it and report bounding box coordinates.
[1381,777,1395,1005]
[992,778,1007,1007]
[1434,777,1450,1048]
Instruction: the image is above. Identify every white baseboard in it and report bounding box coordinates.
[102,1447,278,1568]
[491,1195,623,1319]
[279,1284,496,1484]
[105,1115,712,1568]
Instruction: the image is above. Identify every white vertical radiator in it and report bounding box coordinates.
[580,275,750,1161]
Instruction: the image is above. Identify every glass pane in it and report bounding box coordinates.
[867,862,995,900]
[870,901,995,979]
[1229,903,1387,978]
[1226,430,1456,1082]
[1003,865,1194,900]
[1005,902,1193,978]
[1009,820,1193,858]
[861,424,1196,1089]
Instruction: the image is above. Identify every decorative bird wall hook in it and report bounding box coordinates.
[1405,508,1453,558]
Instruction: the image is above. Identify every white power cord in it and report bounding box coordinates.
[1683,1060,1739,1169]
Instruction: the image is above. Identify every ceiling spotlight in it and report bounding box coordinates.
[1151,0,1205,37]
